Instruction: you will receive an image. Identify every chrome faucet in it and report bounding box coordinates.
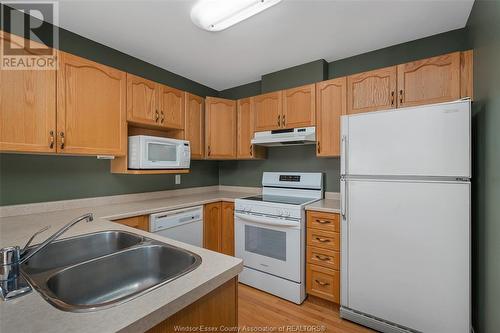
[0,213,94,300]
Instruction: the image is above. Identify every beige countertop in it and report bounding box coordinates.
[305,199,341,214]
[0,189,250,333]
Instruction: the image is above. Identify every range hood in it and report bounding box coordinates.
[251,127,316,147]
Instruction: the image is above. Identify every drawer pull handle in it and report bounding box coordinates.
[315,237,331,243]
[315,255,331,261]
[59,132,65,149]
[315,280,330,287]
[277,115,281,127]
[315,219,331,224]
[49,130,55,149]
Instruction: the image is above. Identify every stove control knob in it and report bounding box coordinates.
[277,209,283,216]
[283,210,290,217]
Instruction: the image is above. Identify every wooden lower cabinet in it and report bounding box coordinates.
[306,210,341,304]
[203,201,235,255]
[113,215,149,232]
[147,277,238,333]
[204,202,222,252]
[221,202,235,256]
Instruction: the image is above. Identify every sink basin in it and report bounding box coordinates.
[22,231,144,274]
[20,231,202,312]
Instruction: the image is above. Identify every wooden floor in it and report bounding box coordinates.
[238,284,375,333]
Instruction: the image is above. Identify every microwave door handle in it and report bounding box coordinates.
[234,213,299,228]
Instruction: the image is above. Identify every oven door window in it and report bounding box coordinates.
[245,225,286,261]
[147,143,177,162]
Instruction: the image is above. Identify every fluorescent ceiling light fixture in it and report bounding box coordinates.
[191,0,282,32]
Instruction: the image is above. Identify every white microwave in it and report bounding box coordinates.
[128,135,190,169]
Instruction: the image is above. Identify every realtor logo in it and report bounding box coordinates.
[1,1,58,70]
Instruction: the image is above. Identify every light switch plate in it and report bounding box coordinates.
[175,174,181,184]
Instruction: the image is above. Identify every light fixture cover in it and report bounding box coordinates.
[191,0,282,32]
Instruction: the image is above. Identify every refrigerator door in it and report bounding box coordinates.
[343,179,470,333]
[342,100,470,178]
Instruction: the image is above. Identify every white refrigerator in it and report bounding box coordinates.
[340,100,471,333]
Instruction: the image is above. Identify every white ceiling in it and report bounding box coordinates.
[53,0,474,91]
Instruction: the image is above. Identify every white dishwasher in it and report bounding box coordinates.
[150,206,203,247]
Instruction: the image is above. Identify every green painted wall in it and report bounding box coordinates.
[219,81,262,100]
[467,1,500,332]
[218,146,340,191]
[0,154,219,206]
[261,59,328,93]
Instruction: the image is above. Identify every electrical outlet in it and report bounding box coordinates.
[175,174,181,184]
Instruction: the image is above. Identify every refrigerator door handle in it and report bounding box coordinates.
[340,179,346,218]
[341,135,347,175]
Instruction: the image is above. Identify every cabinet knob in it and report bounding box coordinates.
[207,145,211,156]
[391,91,395,106]
[317,141,321,154]
[59,132,65,149]
[399,90,404,104]
[249,145,253,156]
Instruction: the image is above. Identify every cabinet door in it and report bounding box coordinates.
[397,52,460,108]
[159,85,185,129]
[205,97,236,159]
[0,32,57,153]
[315,78,346,157]
[185,92,205,159]
[283,84,315,128]
[57,52,127,155]
[126,73,159,126]
[254,91,283,131]
[220,202,235,256]
[204,202,221,252]
[237,97,254,159]
[347,66,397,114]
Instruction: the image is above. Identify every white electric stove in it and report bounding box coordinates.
[234,172,323,304]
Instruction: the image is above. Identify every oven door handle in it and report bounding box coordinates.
[235,213,300,228]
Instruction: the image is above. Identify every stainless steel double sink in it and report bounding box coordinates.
[20,231,202,312]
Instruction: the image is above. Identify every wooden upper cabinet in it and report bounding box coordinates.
[236,97,266,160]
[460,50,473,100]
[0,32,57,153]
[397,52,461,108]
[315,78,347,157]
[185,92,205,159]
[347,66,397,114]
[159,85,185,129]
[205,97,236,160]
[283,84,316,128]
[57,52,127,156]
[237,98,254,159]
[220,202,235,256]
[204,202,221,252]
[254,91,283,131]
[126,73,159,126]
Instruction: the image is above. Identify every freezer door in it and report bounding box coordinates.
[344,179,470,333]
[343,100,470,178]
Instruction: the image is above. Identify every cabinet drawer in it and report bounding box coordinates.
[306,264,340,303]
[306,246,339,270]
[307,211,340,232]
[307,229,340,251]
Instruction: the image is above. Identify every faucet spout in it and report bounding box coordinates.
[19,213,94,264]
